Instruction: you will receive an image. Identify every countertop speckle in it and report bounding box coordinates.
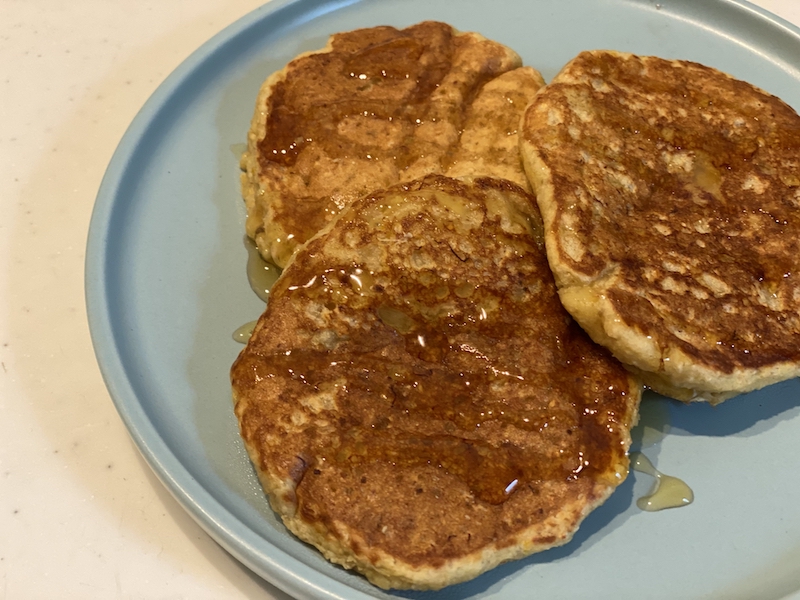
[1,2,286,598]
[1,1,800,598]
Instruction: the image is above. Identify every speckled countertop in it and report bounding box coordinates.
[1,1,800,598]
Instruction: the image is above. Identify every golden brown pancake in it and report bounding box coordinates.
[240,21,543,267]
[520,50,800,404]
[231,174,641,589]
[444,65,544,187]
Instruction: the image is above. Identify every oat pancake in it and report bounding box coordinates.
[231,174,641,589]
[520,50,800,404]
[240,21,544,267]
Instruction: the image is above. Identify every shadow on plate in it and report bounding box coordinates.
[656,378,800,438]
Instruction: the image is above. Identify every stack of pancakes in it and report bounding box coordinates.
[232,23,800,590]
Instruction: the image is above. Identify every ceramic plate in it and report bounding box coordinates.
[85,0,800,598]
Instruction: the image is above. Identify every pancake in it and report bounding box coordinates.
[240,21,544,268]
[444,65,544,187]
[231,174,641,589]
[520,50,800,404]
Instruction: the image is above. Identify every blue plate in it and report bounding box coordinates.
[86,0,800,598]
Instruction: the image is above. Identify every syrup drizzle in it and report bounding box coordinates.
[245,238,281,303]
[233,239,282,343]
[629,394,693,511]
[232,320,257,344]
[233,242,693,508]
[631,452,694,511]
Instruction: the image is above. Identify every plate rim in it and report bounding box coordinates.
[84,1,380,598]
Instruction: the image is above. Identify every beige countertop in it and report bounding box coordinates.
[2,0,800,598]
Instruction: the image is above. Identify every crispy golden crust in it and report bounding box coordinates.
[231,175,641,589]
[240,21,543,267]
[520,50,800,403]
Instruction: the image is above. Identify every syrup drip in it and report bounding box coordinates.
[632,452,694,511]
[229,142,247,158]
[232,321,257,344]
[233,239,281,343]
[245,238,281,303]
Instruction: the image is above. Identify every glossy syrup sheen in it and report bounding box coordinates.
[231,239,281,344]
[250,22,523,250]
[245,237,281,303]
[233,177,640,506]
[259,22,489,171]
[253,346,630,505]
[632,452,694,511]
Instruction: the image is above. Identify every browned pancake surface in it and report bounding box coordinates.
[231,175,640,589]
[240,21,543,267]
[521,50,800,403]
